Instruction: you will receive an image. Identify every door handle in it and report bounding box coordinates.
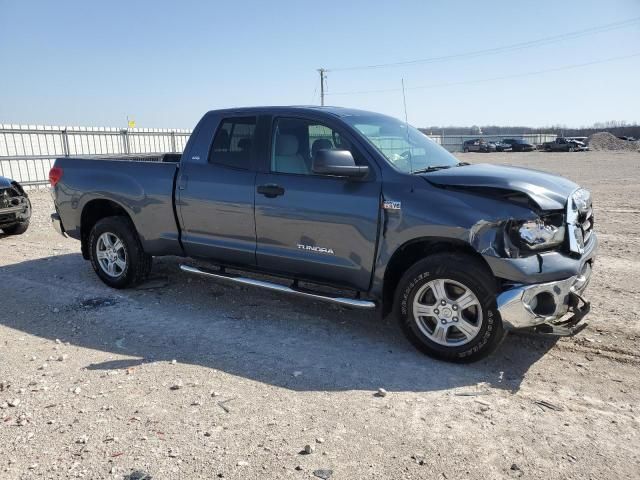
[178,174,188,190]
[257,184,285,198]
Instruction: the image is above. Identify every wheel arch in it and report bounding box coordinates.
[80,199,136,260]
[381,237,494,317]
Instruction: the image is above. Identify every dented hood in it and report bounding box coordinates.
[422,163,578,210]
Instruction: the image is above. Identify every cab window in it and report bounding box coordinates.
[209,117,256,169]
[271,118,355,175]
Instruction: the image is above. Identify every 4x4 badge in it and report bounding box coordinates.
[382,200,401,210]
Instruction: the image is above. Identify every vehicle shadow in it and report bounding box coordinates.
[0,253,558,394]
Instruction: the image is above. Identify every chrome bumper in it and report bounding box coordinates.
[51,213,67,237]
[497,257,594,332]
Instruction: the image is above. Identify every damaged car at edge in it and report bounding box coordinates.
[50,107,596,362]
[0,175,31,235]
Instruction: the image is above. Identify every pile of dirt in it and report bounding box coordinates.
[587,132,640,151]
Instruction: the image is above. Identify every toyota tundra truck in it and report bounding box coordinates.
[50,107,596,362]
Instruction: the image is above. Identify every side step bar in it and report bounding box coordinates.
[179,264,376,309]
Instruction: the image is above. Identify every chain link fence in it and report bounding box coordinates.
[0,124,191,186]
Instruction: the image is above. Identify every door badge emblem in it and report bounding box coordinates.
[382,200,401,210]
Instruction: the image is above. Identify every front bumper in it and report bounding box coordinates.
[497,247,595,334]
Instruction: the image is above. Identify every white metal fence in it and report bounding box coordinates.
[0,124,192,186]
[1,123,560,186]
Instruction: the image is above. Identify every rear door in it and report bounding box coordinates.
[177,116,258,265]
[253,116,381,291]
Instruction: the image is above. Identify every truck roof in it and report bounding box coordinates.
[205,106,383,119]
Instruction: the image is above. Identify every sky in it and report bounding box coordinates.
[1,0,639,129]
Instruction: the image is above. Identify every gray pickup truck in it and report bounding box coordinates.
[543,137,587,152]
[50,107,597,362]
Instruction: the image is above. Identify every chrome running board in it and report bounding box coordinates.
[179,264,376,309]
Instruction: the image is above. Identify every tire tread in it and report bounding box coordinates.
[394,252,506,363]
[88,216,152,289]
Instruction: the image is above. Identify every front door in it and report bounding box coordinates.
[254,116,381,291]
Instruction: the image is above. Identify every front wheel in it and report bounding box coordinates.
[394,253,506,362]
[88,216,152,289]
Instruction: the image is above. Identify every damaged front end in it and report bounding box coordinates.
[496,262,593,335]
[468,187,597,336]
[442,183,596,337]
[418,164,597,337]
[0,180,31,229]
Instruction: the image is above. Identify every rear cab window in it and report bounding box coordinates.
[209,117,257,169]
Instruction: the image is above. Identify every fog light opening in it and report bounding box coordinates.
[530,291,556,316]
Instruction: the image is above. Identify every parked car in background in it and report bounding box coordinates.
[50,106,597,362]
[492,140,512,152]
[462,139,496,153]
[543,137,587,152]
[501,138,536,152]
[0,176,31,235]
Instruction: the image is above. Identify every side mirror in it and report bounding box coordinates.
[312,149,369,178]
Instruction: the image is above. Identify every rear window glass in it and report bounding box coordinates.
[209,117,256,169]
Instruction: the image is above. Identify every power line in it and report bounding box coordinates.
[326,52,640,96]
[326,17,640,72]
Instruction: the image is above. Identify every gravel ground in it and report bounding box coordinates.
[1,151,639,479]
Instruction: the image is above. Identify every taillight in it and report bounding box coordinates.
[49,167,63,187]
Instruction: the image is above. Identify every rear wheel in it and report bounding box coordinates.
[463,147,470,153]
[394,253,506,362]
[2,221,29,235]
[88,216,152,289]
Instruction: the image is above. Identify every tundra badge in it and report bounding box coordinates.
[297,244,335,255]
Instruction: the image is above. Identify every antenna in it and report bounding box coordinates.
[401,78,414,173]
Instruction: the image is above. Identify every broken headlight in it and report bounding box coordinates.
[512,214,565,251]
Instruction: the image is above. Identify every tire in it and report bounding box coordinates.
[88,216,152,289]
[394,253,506,363]
[2,220,29,235]
[568,146,575,152]
[463,147,469,153]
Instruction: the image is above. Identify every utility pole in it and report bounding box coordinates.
[318,68,327,106]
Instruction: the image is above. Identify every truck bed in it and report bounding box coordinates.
[53,156,183,256]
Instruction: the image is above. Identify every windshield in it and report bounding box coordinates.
[343,114,459,173]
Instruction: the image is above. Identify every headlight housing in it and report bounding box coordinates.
[510,213,565,251]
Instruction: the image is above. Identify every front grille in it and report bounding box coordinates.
[581,207,594,245]
[0,188,13,209]
[0,186,25,210]
[567,188,594,254]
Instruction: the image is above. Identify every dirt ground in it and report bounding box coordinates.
[1,151,639,480]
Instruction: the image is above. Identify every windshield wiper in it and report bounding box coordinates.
[411,162,468,174]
